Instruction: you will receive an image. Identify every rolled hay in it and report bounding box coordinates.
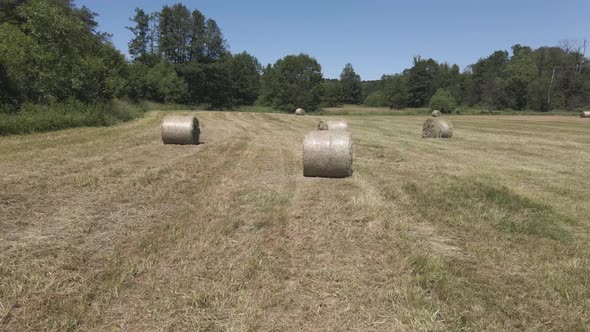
[581,111,590,118]
[422,118,453,139]
[317,120,328,130]
[317,120,348,131]
[295,108,306,116]
[303,131,353,178]
[161,115,200,145]
[432,110,442,117]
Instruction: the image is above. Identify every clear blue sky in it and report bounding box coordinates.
[77,0,590,80]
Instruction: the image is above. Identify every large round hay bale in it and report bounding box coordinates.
[432,110,442,117]
[161,115,200,145]
[303,131,353,178]
[295,108,306,116]
[581,111,590,118]
[422,118,453,139]
[317,120,348,131]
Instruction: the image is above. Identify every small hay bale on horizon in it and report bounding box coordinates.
[303,131,353,178]
[161,115,200,145]
[581,111,590,118]
[432,110,442,117]
[295,108,306,116]
[317,120,348,131]
[422,118,453,139]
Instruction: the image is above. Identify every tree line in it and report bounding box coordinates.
[364,42,590,112]
[1,0,589,123]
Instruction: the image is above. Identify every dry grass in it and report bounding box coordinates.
[1,112,590,331]
[323,105,415,115]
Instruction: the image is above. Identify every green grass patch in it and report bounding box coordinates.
[402,177,572,241]
[0,100,145,135]
[411,254,451,293]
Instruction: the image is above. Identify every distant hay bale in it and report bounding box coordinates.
[295,108,306,116]
[581,111,590,118]
[422,118,453,139]
[161,115,200,145]
[317,120,348,131]
[303,131,353,178]
[432,110,442,117]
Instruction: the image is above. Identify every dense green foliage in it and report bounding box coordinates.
[340,63,363,104]
[367,43,590,112]
[429,89,457,113]
[259,54,323,111]
[0,100,143,135]
[227,52,262,106]
[321,79,344,107]
[0,1,264,134]
[0,0,138,134]
[0,0,127,108]
[126,62,187,103]
[384,74,410,109]
[126,4,259,108]
[363,91,387,107]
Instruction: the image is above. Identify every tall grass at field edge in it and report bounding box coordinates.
[0,100,145,136]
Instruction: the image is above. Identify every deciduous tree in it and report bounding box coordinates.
[340,63,362,104]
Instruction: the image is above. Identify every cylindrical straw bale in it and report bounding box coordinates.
[432,110,442,117]
[295,108,306,116]
[317,120,348,131]
[161,115,200,145]
[581,111,590,118]
[422,118,453,139]
[303,131,353,178]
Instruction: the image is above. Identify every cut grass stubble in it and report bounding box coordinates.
[1,112,589,331]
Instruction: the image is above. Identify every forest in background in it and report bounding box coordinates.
[1,0,589,134]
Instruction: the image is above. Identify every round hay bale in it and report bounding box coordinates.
[317,120,348,131]
[581,111,590,118]
[161,115,200,145]
[303,131,353,178]
[422,118,453,139]
[295,108,306,116]
[432,110,442,117]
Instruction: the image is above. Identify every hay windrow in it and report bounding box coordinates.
[303,131,353,178]
[581,111,590,118]
[317,120,348,131]
[422,118,453,139]
[295,108,306,116]
[161,115,200,145]
[432,110,442,117]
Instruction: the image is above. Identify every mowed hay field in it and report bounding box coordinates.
[1,112,590,331]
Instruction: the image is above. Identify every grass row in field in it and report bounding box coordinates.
[0,102,280,137]
[1,101,584,136]
[1,112,589,330]
[234,105,584,116]
[138,101,205,111]
[318,105,584,116]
